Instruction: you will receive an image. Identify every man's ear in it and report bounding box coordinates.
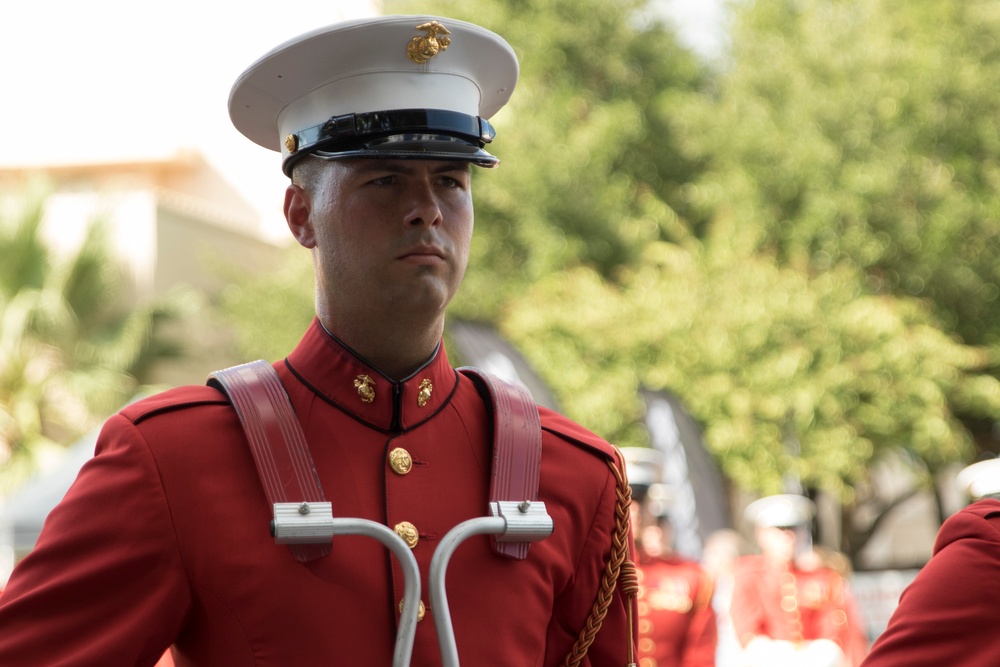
[284,184,316,248]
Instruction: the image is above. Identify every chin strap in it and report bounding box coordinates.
[561,447,638,667]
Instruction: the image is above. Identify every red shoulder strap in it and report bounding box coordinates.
[208,360,330,563]
[459,367,543,560]
[208,361,542,562]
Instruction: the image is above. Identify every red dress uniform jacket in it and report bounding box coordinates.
[636,554,717,667]
[861,498,1000,667]
[0,319,636,666]
[730,555,868,666]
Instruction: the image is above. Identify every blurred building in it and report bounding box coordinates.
[0,152,285,581]
[0,151,284,385]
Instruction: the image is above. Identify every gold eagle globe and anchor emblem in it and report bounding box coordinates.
[417,379,433,407]
[406,21,451,64]
[354,374,376,403]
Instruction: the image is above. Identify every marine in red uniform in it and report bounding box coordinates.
[622,448,717,667]
[730,494,868,667]
[861,458,1000,667]
[0,15,636,667]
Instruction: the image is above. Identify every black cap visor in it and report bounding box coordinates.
[283,109,499,176]
[311,133,498,168]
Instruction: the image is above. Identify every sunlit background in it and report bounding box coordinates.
[0,0,722,240]
[0,1,378,239]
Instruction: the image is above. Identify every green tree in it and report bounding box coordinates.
[662,0,1000,543]
[0,188,189,495]
[674,0,1000,350]
[504,236,1000,502]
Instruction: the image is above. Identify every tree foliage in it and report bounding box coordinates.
[675,0,1000,350]
[0,186,191,494]
[216,244,315,362]
[505,238,1000,501]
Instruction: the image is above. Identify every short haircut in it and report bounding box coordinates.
[290,155,325,189]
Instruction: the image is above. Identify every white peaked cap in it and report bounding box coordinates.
[228,15,519,175]
[619,447,674,518]
[744,494,816,528]
[956,458,1000,499]
[619,447,666,489]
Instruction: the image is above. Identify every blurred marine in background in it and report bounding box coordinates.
[861,457,1000,667]
[623,447,718,667]
[730,494,868,667]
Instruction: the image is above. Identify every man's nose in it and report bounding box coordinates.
[403,184,444,227]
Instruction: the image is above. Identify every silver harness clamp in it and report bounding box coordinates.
[430,501,554,666]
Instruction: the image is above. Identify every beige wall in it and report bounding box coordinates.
[0,154,285,387]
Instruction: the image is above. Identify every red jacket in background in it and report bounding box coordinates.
[862,498,1000,667]
[636,553,717,667]
[730,554,869,666]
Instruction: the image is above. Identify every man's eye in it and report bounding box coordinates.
[440,176,467,188]
[369,175,396,185]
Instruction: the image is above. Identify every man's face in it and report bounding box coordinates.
[756,525,798,565]
[296,158,475,325]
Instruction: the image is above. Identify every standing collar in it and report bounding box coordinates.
[284,318,459,432]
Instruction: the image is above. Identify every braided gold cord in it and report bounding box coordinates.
[619,557,639,664]
[561,448,638,667]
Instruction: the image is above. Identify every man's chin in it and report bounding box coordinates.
[389,282,456,316]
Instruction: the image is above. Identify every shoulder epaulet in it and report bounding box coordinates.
[538,406,618,461]
[120,385,229,425]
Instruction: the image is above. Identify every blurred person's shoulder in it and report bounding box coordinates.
[934,497,1000,555]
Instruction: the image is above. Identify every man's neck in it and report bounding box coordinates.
[318,311,445,381]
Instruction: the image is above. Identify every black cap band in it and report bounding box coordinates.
[283,108,497,176]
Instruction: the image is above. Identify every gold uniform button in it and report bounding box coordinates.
[399,598,426,621]
[394,521,419,548]
[389,448,413,475]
